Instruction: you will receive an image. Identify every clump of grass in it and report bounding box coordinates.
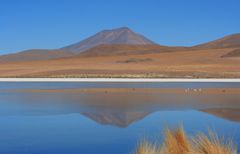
[160,126,192,154]
[135,126,237,154]
[193,130,237,154]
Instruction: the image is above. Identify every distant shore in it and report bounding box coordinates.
[0,78,240,82]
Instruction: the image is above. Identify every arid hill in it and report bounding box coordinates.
[221,48,240,58]
[193,33,240,49]
[1,27,240,63]
[0,27,239,78]
[0,27,159,63]
[0,47,239,78]
[75,44,188,57]
[0,49,73,63]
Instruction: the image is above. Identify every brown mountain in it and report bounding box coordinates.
[61,27,156,54]
[75,44,188,57]
[0,28,240,78]
[0,27,158,63]
[0,47,238,78]
[221,48,240,58]
[193,33,240,49]
[0,49,73,63]
[1,28,240,64]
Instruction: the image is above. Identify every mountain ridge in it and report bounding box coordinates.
[0,49,73,63]
[193,33,240,49]
[1,28,240,63]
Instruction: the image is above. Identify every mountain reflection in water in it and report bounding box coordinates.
[1,87,240,127]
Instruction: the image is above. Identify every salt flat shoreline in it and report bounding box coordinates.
[0,78,240,82]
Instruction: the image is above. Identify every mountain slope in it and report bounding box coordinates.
[0,47,239,78]
[0,27,158,63]
[0,49,73,63]
[61,27,156,54]
[1,28,240,64]
[76,44,188,57]
[193,33,240,49]
[221,48,240,58]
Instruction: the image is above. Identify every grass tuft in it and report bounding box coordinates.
[135,126,237,154]
[193,130,237,154]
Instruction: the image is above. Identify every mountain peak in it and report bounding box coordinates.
[102,27,131,32]
[61,27,156,53]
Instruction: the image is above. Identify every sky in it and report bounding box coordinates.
[0,0,240,54]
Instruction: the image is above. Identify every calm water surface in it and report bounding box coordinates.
[0,82,240,154]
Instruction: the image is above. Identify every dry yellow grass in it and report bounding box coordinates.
[135,126,237,154]
[193,130,237,154]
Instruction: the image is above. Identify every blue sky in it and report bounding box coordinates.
[0,0,240,54]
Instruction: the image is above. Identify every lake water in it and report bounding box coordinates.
[0,82,240,154]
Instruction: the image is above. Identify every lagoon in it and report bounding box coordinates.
[0,82,240,154]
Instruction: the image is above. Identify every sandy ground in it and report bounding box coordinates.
[0,48,240,78]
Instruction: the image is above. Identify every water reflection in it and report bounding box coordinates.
[81,111,150,127]
[201,108,240,122]
[1,87,240,127]
[1,85,240,154]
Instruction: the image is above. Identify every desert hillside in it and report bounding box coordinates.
[0,47,239,78]
[0,49,73,63]
[0,27,239,78]
[193,33,240,49]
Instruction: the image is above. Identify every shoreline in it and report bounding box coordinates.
[5,87,240,94]
[0,78,240,82]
